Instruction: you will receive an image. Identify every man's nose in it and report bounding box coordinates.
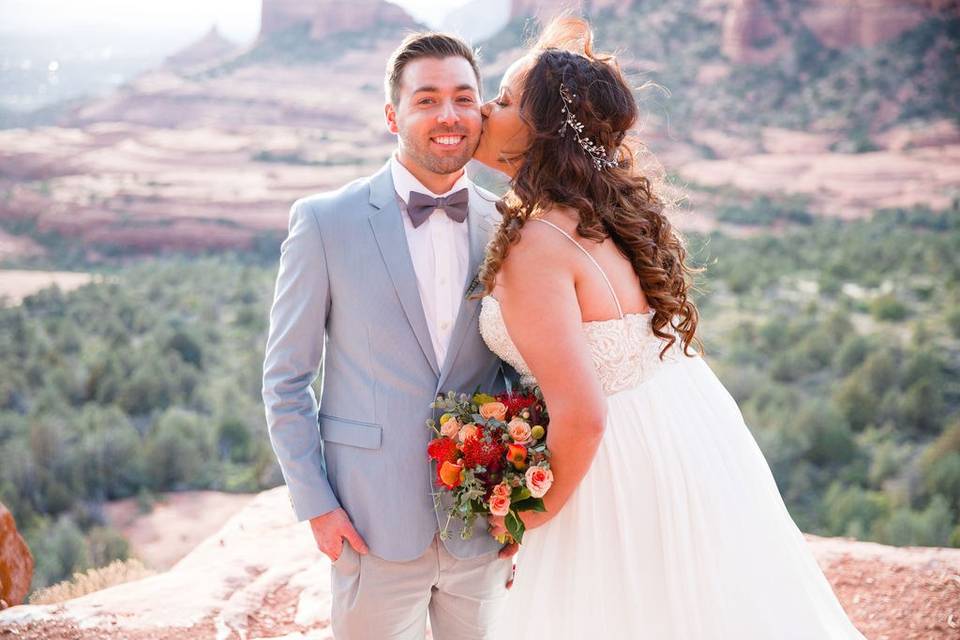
[437,99,459,126]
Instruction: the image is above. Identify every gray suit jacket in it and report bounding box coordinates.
[262,160,508,562]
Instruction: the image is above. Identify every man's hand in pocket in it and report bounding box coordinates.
[309,508,369,561]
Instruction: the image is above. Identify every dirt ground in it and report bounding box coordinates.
[0,270,95,306]
[102,491,258,571]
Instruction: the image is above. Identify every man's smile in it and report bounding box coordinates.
[431,135,465,148]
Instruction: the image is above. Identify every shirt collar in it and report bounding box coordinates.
[389,151,472,205]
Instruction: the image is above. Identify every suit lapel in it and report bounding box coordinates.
[368,162,440,377]
[436,182,496,390]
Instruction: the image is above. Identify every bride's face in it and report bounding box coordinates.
[474,56,532,177]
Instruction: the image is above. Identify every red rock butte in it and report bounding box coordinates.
[722,0,949,64]
[259,0,417,41]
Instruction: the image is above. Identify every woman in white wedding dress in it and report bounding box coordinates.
[471,17,868,640]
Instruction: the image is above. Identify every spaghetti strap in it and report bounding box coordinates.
[530,218,625,319]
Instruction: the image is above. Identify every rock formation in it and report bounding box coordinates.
[510,0,637,21]
[0,487,958,639]
[799,0,942,49]
[721,0,947,64]
[164,25,241,73]
[0,502,33,610]
[259,0,417,42]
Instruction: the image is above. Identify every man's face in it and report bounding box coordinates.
[386,56,482,176]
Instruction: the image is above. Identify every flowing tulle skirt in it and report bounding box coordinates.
[495,355,867,639]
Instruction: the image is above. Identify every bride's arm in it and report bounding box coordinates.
[493,221,607,529]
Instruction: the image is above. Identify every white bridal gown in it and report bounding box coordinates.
[478,218,867,640]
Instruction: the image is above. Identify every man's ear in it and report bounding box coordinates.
[385,103,399,135]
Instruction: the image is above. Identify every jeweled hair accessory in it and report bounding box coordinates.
[558,82,618,171]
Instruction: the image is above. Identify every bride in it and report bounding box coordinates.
[471,17,868,640]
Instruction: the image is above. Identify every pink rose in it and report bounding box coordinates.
[458,423,480,442]
[525,466,554,498]
[492,482,511,499]
[440,417,461,439]
[479,402,507,422]
[489,494,511,517]
[507,418,532,443]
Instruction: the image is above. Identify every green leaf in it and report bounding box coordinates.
[510,486,531,501]
[512,497,546,512]
[505,509,525,544]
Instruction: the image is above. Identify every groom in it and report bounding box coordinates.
[261,32,515,639]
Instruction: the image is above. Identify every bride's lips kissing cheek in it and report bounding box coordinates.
[474,56,532,176]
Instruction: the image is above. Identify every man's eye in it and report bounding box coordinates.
[418,98,434,105]
[457,96,475,103]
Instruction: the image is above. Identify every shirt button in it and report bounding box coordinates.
[439,277,447,285]
[440,321,450,331]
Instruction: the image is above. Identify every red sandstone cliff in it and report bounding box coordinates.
[259,0,417,42]
[721,0,951,64]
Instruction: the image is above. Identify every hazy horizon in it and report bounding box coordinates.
[0,0,475,43]
[0,0,481,112]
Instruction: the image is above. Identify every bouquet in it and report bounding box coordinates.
[427,387,553,545]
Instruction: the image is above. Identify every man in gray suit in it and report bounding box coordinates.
[261,32,515,639]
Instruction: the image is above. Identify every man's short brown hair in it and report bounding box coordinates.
[385,32,482,105]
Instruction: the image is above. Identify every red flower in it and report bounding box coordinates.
[428,437,459,464]
[496,392,537,419]
[461,431,505,473]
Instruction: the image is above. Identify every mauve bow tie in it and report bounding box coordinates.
[406,188,469,228]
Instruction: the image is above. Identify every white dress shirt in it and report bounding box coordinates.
[390,153,471,367]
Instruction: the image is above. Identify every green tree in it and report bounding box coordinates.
[30,515,90,589]
[143,408,213,490]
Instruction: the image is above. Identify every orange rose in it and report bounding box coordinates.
[507,418,532,443]
[439,461,464,488]
[479,401,507,422]
[525,465,554,498]
[440,417,461,439]
[506,443,528,470]
[489,494,511,517]
[458,423,479,442]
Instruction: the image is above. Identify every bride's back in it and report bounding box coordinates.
[522,206,652,324]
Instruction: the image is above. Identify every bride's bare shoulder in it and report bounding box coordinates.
[510,207,579,253]
[500,207,581,286]
[534,205,581,233]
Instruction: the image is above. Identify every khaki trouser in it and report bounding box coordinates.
[331,531,514,639]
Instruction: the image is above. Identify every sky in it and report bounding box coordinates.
[0,0,475,43]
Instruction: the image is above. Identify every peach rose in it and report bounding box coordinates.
[479,401,507,422]
[506,443,528,470]
[440,416,461,439]
[439,461,464,488]
[489,494,511,517]
[458,423,479,442]
[525,466,554,498]
[492,482,511,499]
[507,418,532,443]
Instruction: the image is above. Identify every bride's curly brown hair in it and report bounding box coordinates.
[475,17,701,358]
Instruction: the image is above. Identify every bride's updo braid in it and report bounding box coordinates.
[476,16,700,358]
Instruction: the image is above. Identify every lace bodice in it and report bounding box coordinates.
[477,218,688,395]
[479,296,681,396]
